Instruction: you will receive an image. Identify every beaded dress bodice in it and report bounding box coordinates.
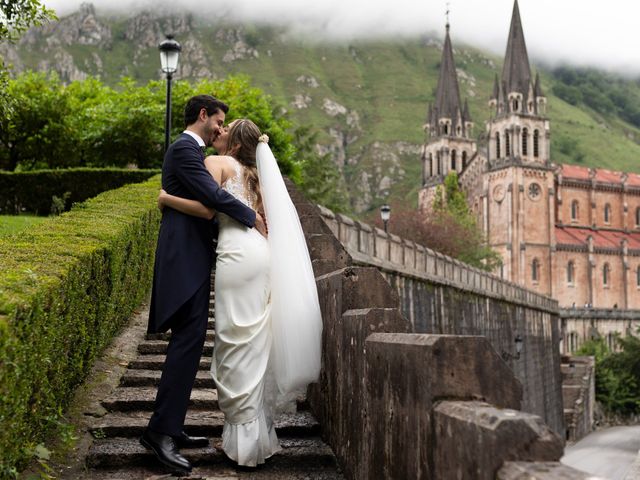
[222,158,258,211]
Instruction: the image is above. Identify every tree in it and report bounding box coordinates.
[0,1,56,130]
[578,329,640,415]
[368,172,501,271]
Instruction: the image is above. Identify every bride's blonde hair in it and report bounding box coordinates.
[226,119,263,213]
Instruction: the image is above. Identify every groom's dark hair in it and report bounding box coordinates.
[184,95,229,128]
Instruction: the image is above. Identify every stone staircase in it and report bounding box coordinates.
[84,288,344,479]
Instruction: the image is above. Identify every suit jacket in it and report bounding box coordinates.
[148,133,256,333]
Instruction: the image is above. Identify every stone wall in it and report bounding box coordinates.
[561,356,595,442]
[285,181,591,479]
[318,205,565,436]
[560,308,640,354]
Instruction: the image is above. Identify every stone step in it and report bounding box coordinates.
[120,370,214,388]
[79,464,344,479]
[145,331,215,342]
[102,387,218,412]
[127,354,212,371]
[90,410,320,438]
[86,437,338,470]
[138,340,214,355]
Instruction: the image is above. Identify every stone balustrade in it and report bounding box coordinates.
[319,205,557,315]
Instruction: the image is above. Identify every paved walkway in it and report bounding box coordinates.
[562,426,640,480]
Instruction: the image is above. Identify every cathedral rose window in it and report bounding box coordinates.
[528,182,541,201]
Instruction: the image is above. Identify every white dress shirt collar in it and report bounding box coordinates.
[183,130,206,148]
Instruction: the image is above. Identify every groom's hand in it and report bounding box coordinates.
[255,213,268,238]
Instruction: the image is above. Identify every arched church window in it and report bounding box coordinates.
[571,200,579,221]
[603,263,610,286]
[635,207,640,227]
[528,101,533,112]
[443,123,449,135]
[505,130,511,157]
[513,99,519,112]
[457,126,461,135]
[451,150,457,170]
[567,261,575,284]
[462,151,468,169]
[532,258,540,282]
[496,133,501,158]
[437,151,441,175]
[604,204,611,224]
[522,128,528,156]
[568,332,576,352]
[533,130,540,157]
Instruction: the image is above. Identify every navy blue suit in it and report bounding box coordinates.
[147,133,256,436]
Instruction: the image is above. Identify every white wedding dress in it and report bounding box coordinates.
[210,158,281,466]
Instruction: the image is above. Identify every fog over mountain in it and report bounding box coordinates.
[41,0,640,75]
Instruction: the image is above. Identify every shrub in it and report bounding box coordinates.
[0,175,161,477]
[0,168,159,215]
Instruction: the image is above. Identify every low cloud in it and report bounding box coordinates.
[42,0,640,75]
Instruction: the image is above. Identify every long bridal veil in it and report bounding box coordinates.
[256,139,323,394]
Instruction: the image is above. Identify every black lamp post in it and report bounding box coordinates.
[380,204,391,233]
[159,34,181,153]
[501,334,524,361]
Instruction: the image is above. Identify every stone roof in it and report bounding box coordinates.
[430,24,471,130]
[502,0,532,98]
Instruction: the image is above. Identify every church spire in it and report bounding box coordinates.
[429,23,471,137]
[502,0,532,98]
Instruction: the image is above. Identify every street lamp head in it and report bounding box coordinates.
[514,334,524,355]
[380,204,391,223]
[159,34,182,75]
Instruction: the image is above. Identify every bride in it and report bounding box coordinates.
[157,118,321,467]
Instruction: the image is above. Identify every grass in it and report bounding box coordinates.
[0,215,47,236]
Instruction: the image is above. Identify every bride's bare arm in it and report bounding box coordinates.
[158,189,215,220]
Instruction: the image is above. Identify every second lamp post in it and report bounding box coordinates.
[380,204,391,233]
[159,35,182,153]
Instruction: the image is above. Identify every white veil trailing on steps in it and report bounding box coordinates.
[256,136,323,395]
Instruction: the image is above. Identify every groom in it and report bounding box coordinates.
[141,95,266,475]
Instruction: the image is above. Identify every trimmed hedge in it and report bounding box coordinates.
[0,175,161,477]
[0,168,160,215]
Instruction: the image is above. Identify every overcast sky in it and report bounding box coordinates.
[42,0,640,75]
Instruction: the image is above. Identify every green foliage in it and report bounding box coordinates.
[0,72,345,210]
[294,125,349,212]
[0,215,46,236]
[0,0,56,136]
[0,176,161,476]
[552,66,640,129]
[431,172,502,270]
[0,0,55,43]
[577,330,640,415]
[0,168,159,215]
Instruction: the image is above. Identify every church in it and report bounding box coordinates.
[418,1,640,350]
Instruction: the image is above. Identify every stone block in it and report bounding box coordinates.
[307,233,351,276]
[497,461,604,479]
[300,214,333,236]
[433,401,563,480]
[365,333,523,479]
[315,308,410,479]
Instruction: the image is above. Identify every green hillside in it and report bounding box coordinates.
[5,6,640,214]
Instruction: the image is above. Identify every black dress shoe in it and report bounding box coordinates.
[173,431,209,448]
[140,429,192,475]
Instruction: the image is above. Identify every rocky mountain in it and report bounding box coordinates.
[3,3,640,214]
